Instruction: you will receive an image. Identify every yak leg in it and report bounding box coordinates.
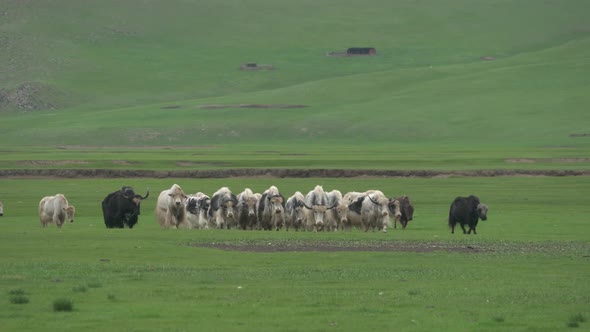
[361,216,368,232]
[53,210,64,228]
[460,223,468,234]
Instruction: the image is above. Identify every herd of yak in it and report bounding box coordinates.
[25,183,489,234]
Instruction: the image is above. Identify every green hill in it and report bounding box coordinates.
[1,0,589,167]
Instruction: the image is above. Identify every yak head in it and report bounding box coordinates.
[387,198,402,220]
[123,187,150,207]
[477,204,488,221]
[221,195,238,218]
[369,194,393,218]
[335,204,349,224]
[186,197,199,214]
[293,200,306,225]
[168,185,187,207]
[304,203,337,226]
[267,195,284,214]
[65,205,76,223]
[244,196,258,217]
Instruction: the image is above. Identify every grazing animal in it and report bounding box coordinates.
[360,190,393,232]
[186,192,211,229]
[38,194,75,228]
[326,190,348,231]
[236,188,259,230]
[285,191,306,231]
[156,184,189,228]
[392,195,414,229]
[342,191,367,231]
[102,186,150,228]
[209,187,238,229]
[303,185,336,232]
[0,200,3,216]
[258,186,286,231]
[448,195,488,234]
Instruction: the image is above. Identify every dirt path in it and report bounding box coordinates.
[1,169,589,179]
[190,240,589,254]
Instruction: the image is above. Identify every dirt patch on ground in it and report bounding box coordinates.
[0,82,66,112]
[199,104,307,109]
[56,145,217,150]
[1,168,589,178]
[189,240,589,255]
[506,158,590,163]
[195,241,481,253]
[17,160,89,166]
[176,161,232,167]
[111,160,138,166]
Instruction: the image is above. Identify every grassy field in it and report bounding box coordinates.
[1,0,590,154]
[1,1,590,331]
[0,177,589,331]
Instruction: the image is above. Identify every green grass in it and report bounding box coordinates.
[0,177,589,331]
[0,1,589,331]
[1,0,589,156]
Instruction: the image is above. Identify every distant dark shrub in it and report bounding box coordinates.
[53,298,73,312]
[571,314,586,323]
[10,295,29,304]
[8,289,25,295]
[568,313,586,328]
[87,281,102,288]
[492,315,505,323]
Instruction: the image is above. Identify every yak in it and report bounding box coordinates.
[391,195,414,230]
[102,186,149,228]
[156,184,189,229]
[39,194,75,228]
[448,195,488,234]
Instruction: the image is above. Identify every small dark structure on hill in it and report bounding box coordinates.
[347,47,377,55]
[239,63,274,71]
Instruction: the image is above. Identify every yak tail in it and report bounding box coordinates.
[447,205,454,228]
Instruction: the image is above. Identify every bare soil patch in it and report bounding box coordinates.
[195,241,481,253]
[17,160,89,166]
[506,158,590,163]
[56,145,217,150]
[189,240,589,256]
[1,168,589,178]
[199,104,307,109]
[0,82,66,112]
[111,160,138,166]
[176,161,231,167]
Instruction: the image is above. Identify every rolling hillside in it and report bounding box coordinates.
[1,0,589,160]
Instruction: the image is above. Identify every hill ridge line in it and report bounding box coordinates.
[0,169,588,178]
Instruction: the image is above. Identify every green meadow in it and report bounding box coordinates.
[1,177,589,331]
[1,0,590,331]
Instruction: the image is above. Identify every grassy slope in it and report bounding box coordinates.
[1,0,589,157]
